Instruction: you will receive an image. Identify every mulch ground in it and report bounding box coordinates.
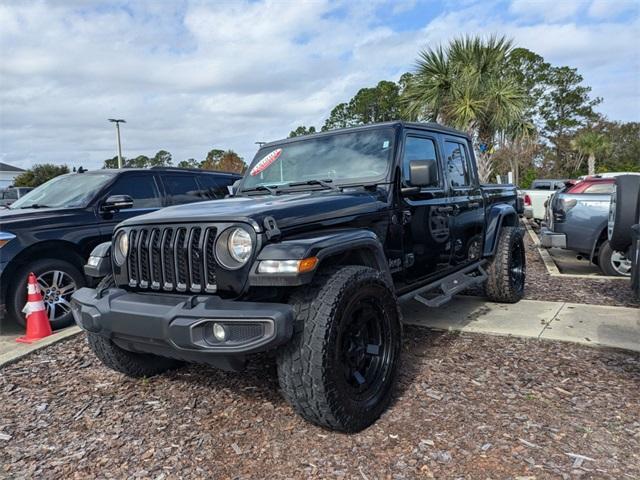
[2,329,639,479]
[521,227,639,308]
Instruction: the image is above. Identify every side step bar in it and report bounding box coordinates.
[399,261,488,308]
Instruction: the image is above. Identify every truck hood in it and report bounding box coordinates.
[120,189,389,231]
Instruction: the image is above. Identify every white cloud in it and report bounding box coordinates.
[588,0,638,19]
[0,0,638,171]
[509,0,587,22]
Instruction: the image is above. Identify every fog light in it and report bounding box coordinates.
[212,323,227,341]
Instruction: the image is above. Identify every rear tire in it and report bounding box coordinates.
[277,266,402,432]
[485,226,526,303]
[598,240,631,277]
[86,274,183,377]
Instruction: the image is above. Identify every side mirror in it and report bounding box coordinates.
[102,194,133,212]
[408,159,437,188]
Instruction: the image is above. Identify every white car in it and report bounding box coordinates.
[520,179,569,222]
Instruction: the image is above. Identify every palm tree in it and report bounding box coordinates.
[571,131,610,176]
[403,36,528,182]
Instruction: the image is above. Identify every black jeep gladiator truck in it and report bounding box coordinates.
[71,122,525,432]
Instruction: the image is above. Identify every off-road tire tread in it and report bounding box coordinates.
[277,266,401,432]
[86,275,182,378]
[485,226,525,303]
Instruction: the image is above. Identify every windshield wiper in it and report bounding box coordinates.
[282,179,339,191]
[19,203,50,209]
[241,185,279,195]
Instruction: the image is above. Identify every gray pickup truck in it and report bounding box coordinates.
[541,176,636,276]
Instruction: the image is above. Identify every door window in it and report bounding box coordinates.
[163,174,202,204]
[402,137,439,187]
[444,141,471,187]
[197,175,233,199]
[583,183,614,194]
[107,175,161,208]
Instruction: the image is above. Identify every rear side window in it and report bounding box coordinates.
[163,174,202,205]
[444,141,471,187]
[197,175,234,199]
[532,182,551,190]
[402,136,439,187]
[4,189,18,199]
[583,183,614,194]
[107,175,162,209]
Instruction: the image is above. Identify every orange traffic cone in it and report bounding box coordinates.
[16,273,52,343]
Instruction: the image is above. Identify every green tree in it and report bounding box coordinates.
[403,35,528,181]
[571,130,611,176]
[595,121,640,173]
[13,164,70,187]
[149,150,172,167]
[322,80,405,131]
[128,155,151,168]
[103,156,121,169]
[289,125,317,137]
[201,149,246,173]
[539,66,601,166]
[177,158,199,169]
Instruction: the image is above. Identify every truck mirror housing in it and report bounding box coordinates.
[230,179,241,196]
[102,194,133,212]
[408,159,437,188]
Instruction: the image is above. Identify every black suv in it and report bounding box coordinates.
[0,167,240,329]
[72,122,525,432]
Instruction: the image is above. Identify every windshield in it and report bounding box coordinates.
[241,128,395,191]
[10,173,114,209]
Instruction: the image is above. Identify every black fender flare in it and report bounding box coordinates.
[249,229,392,287]
[84,241,113,278]
[483,204,519,257]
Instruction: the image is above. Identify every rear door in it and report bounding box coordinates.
[441,136,485,266]
[161,173,204,205]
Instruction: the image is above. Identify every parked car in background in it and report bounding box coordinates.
[520,179,569,222]
[0,167,240,329]
[0,187,33,208]
[540,177,634,276]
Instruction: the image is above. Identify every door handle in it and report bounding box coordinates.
[468,202,480,208]
[436,206,455,214]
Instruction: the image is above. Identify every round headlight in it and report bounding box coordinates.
[228,228,252,263]
[114,231,129,265]
[215,227,253,269]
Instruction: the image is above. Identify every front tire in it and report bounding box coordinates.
[485,226,526,303]
[86,275,183,377]
[277,266,402,432]
[8,258,85,329]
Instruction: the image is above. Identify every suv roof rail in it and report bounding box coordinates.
[149,166,241,175]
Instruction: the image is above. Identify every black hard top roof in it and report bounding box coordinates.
[260,121,471,150]
[73,167,241,177]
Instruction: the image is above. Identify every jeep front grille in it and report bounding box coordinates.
[126,225,218,293]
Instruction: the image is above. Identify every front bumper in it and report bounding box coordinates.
[71,287,294,370]
[539,227,567,249]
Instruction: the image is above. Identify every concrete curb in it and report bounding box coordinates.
[524,222,627,280]
[0,326,82,369]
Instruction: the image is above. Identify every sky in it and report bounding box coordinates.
[1,0,639,170]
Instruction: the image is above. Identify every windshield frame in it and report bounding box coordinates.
[239,126,399,194]
[9,172,117,210]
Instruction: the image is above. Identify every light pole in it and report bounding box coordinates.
[108,119,126,168]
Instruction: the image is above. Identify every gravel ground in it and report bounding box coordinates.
[521,226,639,308]
[2,329,639,479]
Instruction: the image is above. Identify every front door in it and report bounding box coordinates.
[401,133,453,283]
[441,137,484,266]
[98,173,164,239]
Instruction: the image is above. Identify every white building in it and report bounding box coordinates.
[0,162,25,188]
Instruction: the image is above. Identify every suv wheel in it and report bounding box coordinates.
[277,266,402,432]
[8,258,85,329]
[598,240,631,277]
[485,226,526,303]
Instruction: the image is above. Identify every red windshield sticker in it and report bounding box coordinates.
[250,148,282,176]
